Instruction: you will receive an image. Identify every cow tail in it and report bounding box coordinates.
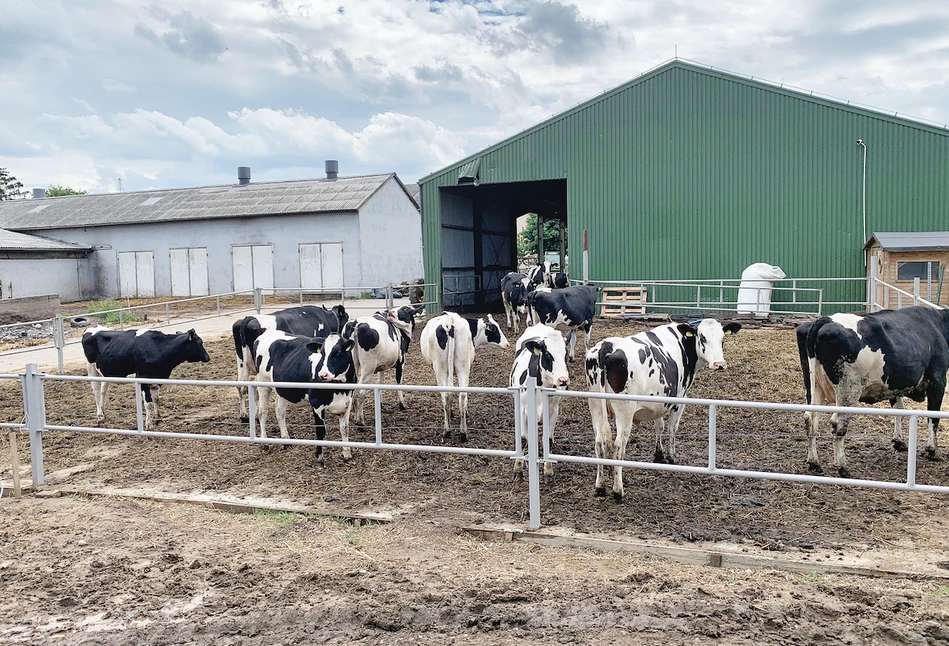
[445,322,456,386]
[795,323,813,405]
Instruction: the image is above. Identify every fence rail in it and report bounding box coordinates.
[6,365,949,528]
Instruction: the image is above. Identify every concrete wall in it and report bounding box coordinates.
[0,257,92,302]
[0,294,61,323]
[36,212,363,298]
[358,177,424,288]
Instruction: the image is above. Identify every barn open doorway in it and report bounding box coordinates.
[439,179,566,310]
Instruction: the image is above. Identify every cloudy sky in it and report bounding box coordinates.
[2,0,948,193]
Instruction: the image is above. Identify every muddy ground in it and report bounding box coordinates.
[2,315,949,555]
[3,495,949,645]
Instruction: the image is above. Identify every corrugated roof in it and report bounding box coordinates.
[0,228,92,252]
[0,174,396,231]
[404,183,420,208]
[865,232,949,252]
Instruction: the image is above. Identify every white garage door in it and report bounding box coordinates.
[299,242,344,291]
[232,244,274,293]
[170,247,209,297]
[118,251,155,298]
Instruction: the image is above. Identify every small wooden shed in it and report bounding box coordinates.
[864,232,949,307]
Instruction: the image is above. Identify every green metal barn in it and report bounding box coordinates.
[418,59,949,314]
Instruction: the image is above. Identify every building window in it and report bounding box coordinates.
[896,261,940,281]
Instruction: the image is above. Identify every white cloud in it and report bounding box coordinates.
[102,78,137,93]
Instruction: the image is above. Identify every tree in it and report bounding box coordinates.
[517,213,565,260]
[0,168,24,200]
[46,185,87,197]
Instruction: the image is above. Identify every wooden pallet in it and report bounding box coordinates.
[600,287,648,317]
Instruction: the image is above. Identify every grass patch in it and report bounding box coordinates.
[85,299,142,326]
[251,508,301,530]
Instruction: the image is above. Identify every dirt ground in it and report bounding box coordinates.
[2,495,949,645]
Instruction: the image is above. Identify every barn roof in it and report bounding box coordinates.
[865,232,949,252]
[0,173,402,232]
[0,228,92,253]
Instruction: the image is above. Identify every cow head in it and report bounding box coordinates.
[184,329,211,363]
[476,314,509,349]
[522,332,569,389]
[310,335,356,382]
[331,304,349,329]
[677,320,741,370]
[551,272,569,289]
[386,305,416,336]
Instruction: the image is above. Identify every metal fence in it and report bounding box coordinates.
[0,282,439,373]
[7,367,949,529]
[869,262,943,312]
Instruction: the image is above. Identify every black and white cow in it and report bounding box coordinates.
[500,272,534,333]
[796,306,949,478]
[420,311,509,442]
[343,305,416,425]
[585,319,741,500]
[528,284,598,361]
[253,330,357,464]
[527,261,552,288]
[550,271,569,289]
[82,326,211,430]
[232,304,348,420]
[510,324,571,479]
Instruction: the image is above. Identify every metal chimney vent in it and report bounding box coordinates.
[237,166,251,185]
[32,188,45,199]
[325,160,338,180]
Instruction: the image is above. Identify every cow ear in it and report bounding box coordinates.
[306,338,326,353]
[525,339,545,355]
[676,323,696,338]
[344,338,355,352]
[723,322,742,335]
[188,329,197,340]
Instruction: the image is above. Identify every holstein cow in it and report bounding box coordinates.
[527,261,552,288]
[509,324,571,479]
[500,272,534,332]
[550,271,569,289]
[343,305,416,425]
[232,304,348,421]
[253,330,357,464]
[82,326,211,430]
[796,306,949,478]
[585,319,741,500]
[528,284,598,361]
[420,312,509,442]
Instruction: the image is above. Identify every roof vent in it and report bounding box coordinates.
[32,188,45,199]
[325,160,338,181]
[237,166,251,186]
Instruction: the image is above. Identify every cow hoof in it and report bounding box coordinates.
[837,467,851,479]
[807,462,823,474]
[457,432,468,443]
[240,415,249,423]
[925,449,942,462]
[342,456,353,464]
[594,486,606,497]
[398,402,407,411]
[612,491,624,503]
[512,472,523,483]
[653,449,667,464]
[892,439,908,452]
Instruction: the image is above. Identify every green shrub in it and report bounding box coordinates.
[85,300,141,326]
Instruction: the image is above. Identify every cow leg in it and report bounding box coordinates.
[566,329,577,362]
[513,393,528,480]
[664,404,687,465]
[312,408,326,466]
[830,379,860,478]
[236,357,248,423]
[340,396,355,462]
[652,417,668,463]
[611,404,637,501]
[891,397,907,451]
[354,372,372,426]
[543,396,562,480]
[149,385,162,424]
[503,300,514,330]
[456,360,471,443]
[87,362,105,423]
[925,381,945,460]
[275,396,291,447]
[589,390,613,497]
[806,379,825,472]
[583,322,593,354]
[141,384,155,431]
[395,359,407,411]
[256,385,272,442]
[432,358,452,439]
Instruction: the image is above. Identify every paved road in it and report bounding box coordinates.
[0,298,409,374]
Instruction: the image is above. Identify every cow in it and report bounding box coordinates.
[509,324,571,479]
[420,312,509,442]
[585,319,741,500]
[500,272,534,333]
[343,305,416,425]
[232,304,348,421]
[82,326,211,430]
[252,330,357,464]
[528,284,598,361]
[527,261,552,288]
[796,306,949,478]
[550,271,569,289]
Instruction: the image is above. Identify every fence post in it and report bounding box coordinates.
[708,404,717,471]
[525,377,541,531]
[914,278,920,306]
[254,287,262,314]
[906,415,918,487]
[165,302,170,324]
[373,387,383,446]
[53,315,65,374]
[385,284,394,310]
[22,363,46,487]
[869,259,878,312]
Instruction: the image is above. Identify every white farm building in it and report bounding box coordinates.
[0,166,422,302]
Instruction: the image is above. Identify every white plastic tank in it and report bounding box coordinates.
[737,263,787,317]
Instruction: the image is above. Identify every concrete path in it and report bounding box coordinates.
[0,297,411,374]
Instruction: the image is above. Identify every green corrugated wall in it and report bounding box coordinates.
[420,61,949,312]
